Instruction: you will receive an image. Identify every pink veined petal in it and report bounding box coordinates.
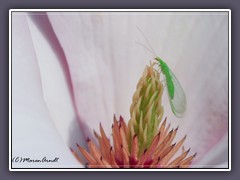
[193,133,228,168]
[214,161,229,169]
[48,12,228,166]
[47,12,169,139]
[127,13,228,165]
[162,13,229,164]
[12,13,81,168]
[47,12,118,139]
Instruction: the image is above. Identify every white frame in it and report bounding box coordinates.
[9,9,231,171]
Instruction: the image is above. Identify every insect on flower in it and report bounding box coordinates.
[73,63,196,168]
[136,27,187,118]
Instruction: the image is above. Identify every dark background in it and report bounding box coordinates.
[1,0,238,179]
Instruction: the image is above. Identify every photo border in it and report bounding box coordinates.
[9,9,231,171]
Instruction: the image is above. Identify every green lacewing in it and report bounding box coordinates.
[155,56,187,118]
[137,27,187,118]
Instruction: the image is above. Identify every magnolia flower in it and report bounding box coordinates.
[12,11,229,169]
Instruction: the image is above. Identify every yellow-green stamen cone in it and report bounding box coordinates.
[128,62,164,155]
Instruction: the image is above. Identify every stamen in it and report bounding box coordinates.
[72,63,196,168]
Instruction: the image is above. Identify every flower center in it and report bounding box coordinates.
[71,62,196,168]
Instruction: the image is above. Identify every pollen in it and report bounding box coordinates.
[72,62,196,168]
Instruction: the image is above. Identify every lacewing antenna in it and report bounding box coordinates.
[136,26,158,57]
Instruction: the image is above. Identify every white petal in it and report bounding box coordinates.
[27,13,86,152]
[12,13,82,168]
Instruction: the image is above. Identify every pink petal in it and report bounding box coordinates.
[162,14,229,164]
[194,133,228,167]
[48,12,118,139]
